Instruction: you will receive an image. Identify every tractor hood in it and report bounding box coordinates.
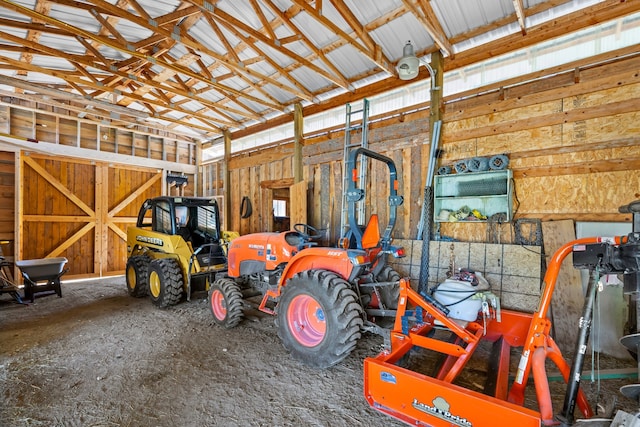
[227,231,307,276]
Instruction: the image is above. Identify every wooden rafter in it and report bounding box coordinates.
[249,0,277,41]
[406,0,454,58]
[0,0,635,142]
[1,0,284,114]
[513,0,527,35]
[199,14,291,106]
[0,28,246,127]
[262,0,349,95]
[0,58,227,133]
[16,0,51,80]
[213,18,317,101]
[197,2,350,90]
[290,0,396,75]
[82,0,310,103]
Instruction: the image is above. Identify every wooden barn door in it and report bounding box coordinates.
[19,152,162,278]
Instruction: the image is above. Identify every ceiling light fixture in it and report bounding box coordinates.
[397,41,436,86]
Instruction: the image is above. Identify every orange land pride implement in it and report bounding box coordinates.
[365,232,639,427]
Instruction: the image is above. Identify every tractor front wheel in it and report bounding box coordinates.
[208,277,244,328]
[275,269,363,369]
[148,258,184,308]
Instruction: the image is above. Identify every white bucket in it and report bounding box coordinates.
[432,279,483,322]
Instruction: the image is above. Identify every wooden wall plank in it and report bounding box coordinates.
[542,220,584,354]
[212,53,640,246]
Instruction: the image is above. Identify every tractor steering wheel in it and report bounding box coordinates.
[293,223,322,241]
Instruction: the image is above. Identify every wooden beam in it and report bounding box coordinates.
[203,1,350,90]
[291,0,395,75]
[1,133,197,174]
[0,73,148,119]
[224,130,231,231]
[294,103,303,183]
[513,0,527,35]
[411,0,454,57]
[260,178,295,189]
[262,0,348,97]
[46,222,96,259]
[1,0,284,112]
[108,173,162,217]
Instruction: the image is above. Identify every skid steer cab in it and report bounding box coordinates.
[126,196,234,308]
[208,147,406,369]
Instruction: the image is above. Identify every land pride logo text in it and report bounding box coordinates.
[412,397,472,427]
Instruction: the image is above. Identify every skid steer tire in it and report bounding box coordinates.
[208,277,244,328]
[275,269,363,369]
[126,256,150,297]
[375,265,401,310]
[148,258,184,308]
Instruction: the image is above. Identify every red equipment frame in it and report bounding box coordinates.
[365,236,625,426]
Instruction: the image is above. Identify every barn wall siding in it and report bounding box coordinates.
[203,53,638,244]
[16,153,163,279]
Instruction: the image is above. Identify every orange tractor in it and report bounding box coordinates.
[364,200,640,426]
[208,148,405,368]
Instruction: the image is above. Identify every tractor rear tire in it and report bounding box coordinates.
[126,256,149,297]
[208,277,244,328]
[148,258,184,308]
[275,269,363,369]
[375,265,401,310]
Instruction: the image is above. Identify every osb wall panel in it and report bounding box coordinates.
[20,153,162,278]
[517,170,640,217]
[437,56,639,241]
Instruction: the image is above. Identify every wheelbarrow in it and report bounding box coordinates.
[15,257,68,303]
[0,257,23,304]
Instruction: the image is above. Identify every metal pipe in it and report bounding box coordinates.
[558,267,600,425]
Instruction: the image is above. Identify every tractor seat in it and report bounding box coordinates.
[284,231,305,246]
[196,243,226,268]
[177,226,192,242]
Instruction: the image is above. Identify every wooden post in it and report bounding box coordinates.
[15,151,21,282]
[293,103,303,184]
[94,163,109,277]
[194,140,201,196]
[429,50,444,144]
[224,130,231,231]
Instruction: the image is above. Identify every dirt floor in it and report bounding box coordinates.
[1,277,639,427]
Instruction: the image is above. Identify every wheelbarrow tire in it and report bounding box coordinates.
[148,258,184,308]
[126,256,150,297]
